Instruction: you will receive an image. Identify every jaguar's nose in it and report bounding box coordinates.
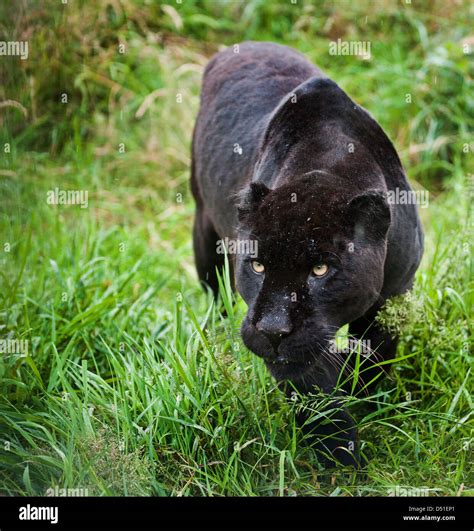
[256,315,292,349]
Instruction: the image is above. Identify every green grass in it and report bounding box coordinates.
[0,0,473,496]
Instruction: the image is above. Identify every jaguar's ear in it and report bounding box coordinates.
[237,182,270,222]
[346,190,391,242]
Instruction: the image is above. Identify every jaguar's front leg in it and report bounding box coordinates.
[282,369,361,468]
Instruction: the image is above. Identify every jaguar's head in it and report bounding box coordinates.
[235,174,391,386]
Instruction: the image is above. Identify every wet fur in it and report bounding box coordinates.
[191,42,424,466]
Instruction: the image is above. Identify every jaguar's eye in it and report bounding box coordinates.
[251,261,265,274]
[312,264,328,277]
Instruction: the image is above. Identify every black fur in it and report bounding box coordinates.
[191,42,424,467]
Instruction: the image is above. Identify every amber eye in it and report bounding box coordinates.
[251,261,265,274]
[312,264,328,277]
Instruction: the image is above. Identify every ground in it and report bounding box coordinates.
[0,1,472,496]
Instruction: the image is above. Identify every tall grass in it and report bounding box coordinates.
[0,1,472,496]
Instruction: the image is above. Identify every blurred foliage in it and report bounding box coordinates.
[0,0,473,188]
[0,0,472,497]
